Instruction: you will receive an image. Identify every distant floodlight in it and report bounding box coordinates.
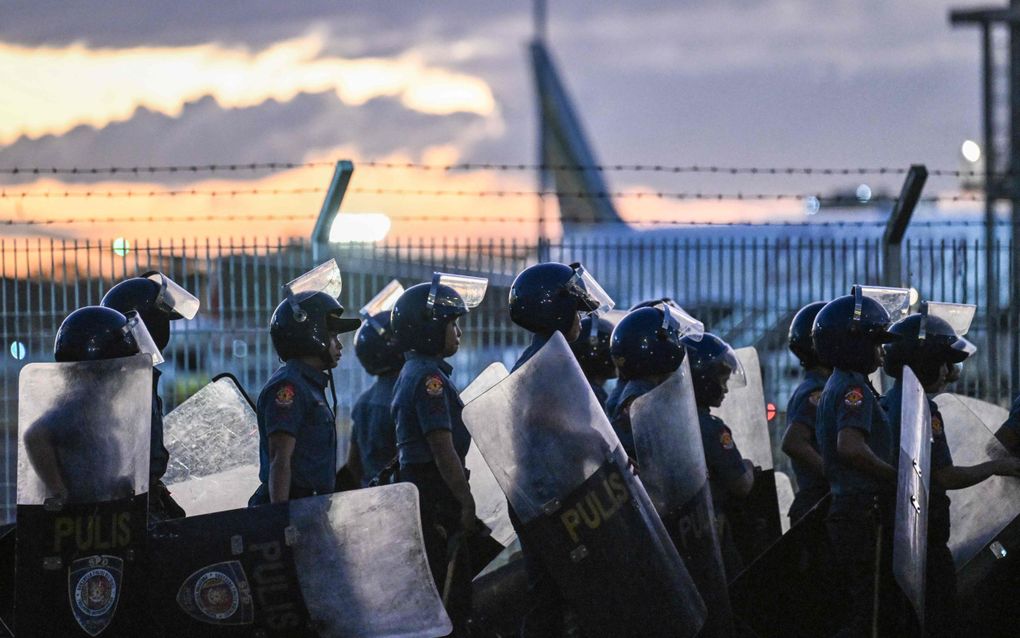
[805,196,821,215]
[9,340,26,360]
[112,237,131,256]
[328,213,391,243]
[961,140,982,163]
[856,184,872,204]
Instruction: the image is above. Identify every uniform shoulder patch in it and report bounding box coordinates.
[424,374,444,397]
[275,383,295,407]
[720,429,735,450]
[931,414,943,437]
[843,386,864,408]
[808,390,822,406]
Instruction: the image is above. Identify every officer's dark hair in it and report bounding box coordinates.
[270,291,359,363]
[391,282,467,356]
[354,310,406,376]
[102,274,171,350]
[508,262,599,336]
[54,306,140,362]
[883,313,973,386]
[610,307,686,379]
[571,314,617,380]
[681,332,739,408]
[811,292,897,373]
[788,301,827,368]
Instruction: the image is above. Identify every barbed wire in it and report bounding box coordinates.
[0,161,994,177]
[0,186,988,202]
[0,214,1002,227]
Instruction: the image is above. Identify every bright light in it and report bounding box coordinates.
[9,341,26,360]
[329,213,391,243]
[961,140,982,163]
[856,184,872,204]
[112,237,131,256]
[908,287,920,306]
[766,402,777,421]
[232,339,248,359]
[805,196,821,215]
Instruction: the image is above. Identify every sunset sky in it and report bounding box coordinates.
[0,1,993,244]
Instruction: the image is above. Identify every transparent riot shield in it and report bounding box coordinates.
[631,359,734,638]
[462,333,706,638]
[16,355,152,637]
[892,366,930,629]
[934,393,1020,569]
[148,484,452,637]
[460,363,516,548]
[712,346,782,560]
[163,374,260,516]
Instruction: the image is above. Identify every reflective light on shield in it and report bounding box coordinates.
[112,237,131,256]
[329,213,391,243]
[908,287,920,306]
[232,339,248,358]
[766,402,776,421]
[9,340,26,360]
[961,140,982,163]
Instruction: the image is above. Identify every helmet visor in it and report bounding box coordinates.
[659,302,704,342]
[143,271,200,320]
[124,311,164,366]
[284,259,344,300]
[429,273,488,310]
[566,263,615,315]
[852,284,911,322]
[360,279,404,318]
[720,345,747,389]
[922,301,978,359]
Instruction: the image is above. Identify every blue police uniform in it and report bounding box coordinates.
[881,380,956,636]
[512,332,550,373]
[391,350,470,613]
[816,368,899,637]
[147,368,186,520]
[697,406,748,577]
[350,372,398,487]
[1002,393,1020,437]
[784,369,828,523]
[250,359,337,505]
[590,380,609,412]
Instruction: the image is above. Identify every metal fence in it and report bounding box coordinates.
[1,232,1014,521]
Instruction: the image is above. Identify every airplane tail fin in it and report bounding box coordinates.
[531,40,624,228]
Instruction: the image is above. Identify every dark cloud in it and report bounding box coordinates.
[0,91,485,185]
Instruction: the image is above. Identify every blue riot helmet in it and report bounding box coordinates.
[883,301,977,387]
[681,332,746,408]
[391,272,488,356]
[354,280,407,376]
[54,306,164,365]
[571,310,626,380]
[270,260,360,363]
[788,301,827,368]
[610,303,704,379]
[101,271,200,351]
[509,262,614,335]
[812,285,910,374]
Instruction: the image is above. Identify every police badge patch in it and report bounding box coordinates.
[720,430,735,450]
[843,387,864,408]
[931,414,943,437]
[424,374,444,397]
[275,384,295,407]
[68,555,122,637]
[176,560,254,626]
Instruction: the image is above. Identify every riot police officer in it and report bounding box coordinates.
[26,306,163,503]
[390,272,488,635]
[506,261,613,637]
[881,302,1020,636]
[812,286,903,637]
[997,394,1020,456]
[781,301,831,525]
[349,282,406,487]
[249,264,360,506]
[681,331,755,578]
[568,312,619,411]
[102,271,199,520]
